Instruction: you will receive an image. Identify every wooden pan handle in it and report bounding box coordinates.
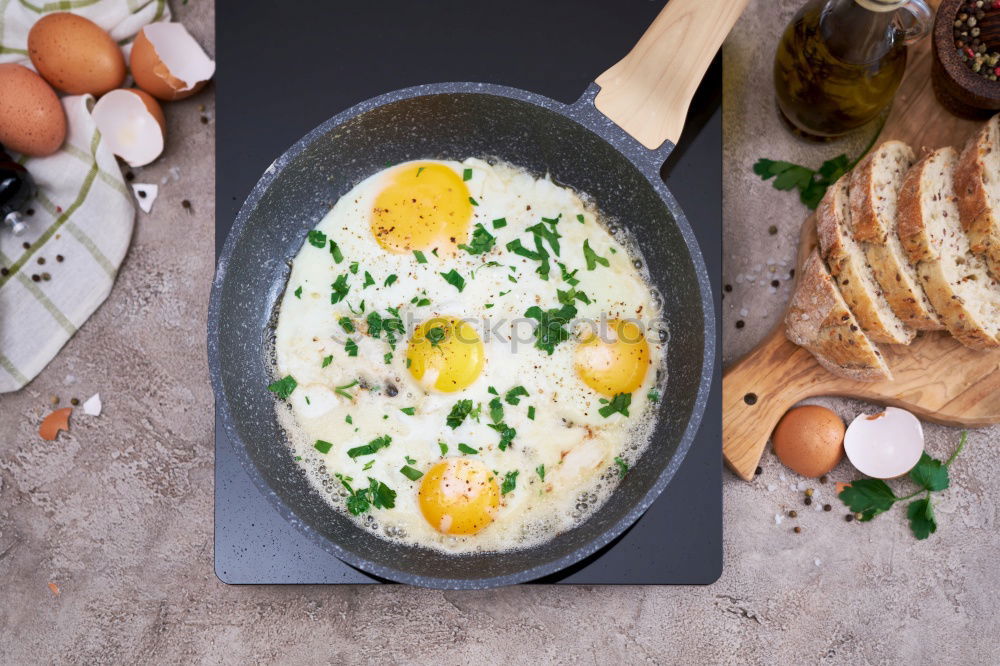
[594,0,750,149]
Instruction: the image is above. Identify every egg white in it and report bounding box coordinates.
[272,158,665,554]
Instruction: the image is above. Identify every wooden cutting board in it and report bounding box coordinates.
[722,15,1000,482]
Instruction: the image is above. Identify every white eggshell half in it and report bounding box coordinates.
[844,406,924,479]
[92,89,164,167]
[144,22,216,93]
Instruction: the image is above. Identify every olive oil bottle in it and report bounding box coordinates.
[774,0,931,138]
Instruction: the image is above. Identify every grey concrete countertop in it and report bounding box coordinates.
[2,1,998,663]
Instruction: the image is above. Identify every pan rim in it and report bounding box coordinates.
[208,81,716,588]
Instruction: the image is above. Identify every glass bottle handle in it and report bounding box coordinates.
[896,0,932,45]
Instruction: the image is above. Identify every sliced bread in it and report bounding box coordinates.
[897,147,1000,350]
[816,174,916,345]
[954,114,1000,281]
[785,249,892,382]
[849,140,943,331]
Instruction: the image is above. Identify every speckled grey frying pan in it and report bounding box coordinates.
[209,0,746,588]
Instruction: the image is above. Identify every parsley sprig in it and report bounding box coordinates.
[336,474,396,515]
[524,303,577,355]
[839,431,967,540]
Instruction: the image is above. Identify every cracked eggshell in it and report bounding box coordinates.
[844,406,924,479]
[92,88,165,167]
[130,23,215,101]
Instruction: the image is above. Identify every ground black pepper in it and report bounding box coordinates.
[31,274,40,282]
[823,504,832,511]
[37,257,45,265]
[56,255,64,262]
[804,496,813,506]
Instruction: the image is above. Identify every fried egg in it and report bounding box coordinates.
[271,158,666,554]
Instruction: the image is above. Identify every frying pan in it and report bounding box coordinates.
[209,0,746,588]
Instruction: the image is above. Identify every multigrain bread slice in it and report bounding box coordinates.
[785,249,893,382]
[849,140,943,331]
[816,174,916,345]
[897,147,1000,350]
[954,114,1000,281]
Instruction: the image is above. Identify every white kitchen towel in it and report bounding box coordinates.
[0,0,170,393]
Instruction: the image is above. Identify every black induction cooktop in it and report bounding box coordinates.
[214,0,722,585]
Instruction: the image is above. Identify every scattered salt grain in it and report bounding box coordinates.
[739,308,749,317]
[766,484,777,492]
[83,393,102,417]
[814,558,822,567]
[774,514,784,525]
[778,472,787,482]
[63,374,76,386]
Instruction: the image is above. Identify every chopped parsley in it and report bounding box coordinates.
[439,442,449,456]
[411,294,431,307]
[598,392,632,418]
[614,456,629,477]
[345,338,359,357]
[492,217,507,229]
[647,389,660,403]
[577,213,585,224]
[536,464,545,481]
[500,470,519,495]
[400,465,424,481]
[384,274,397,287]
[527,405,535,420]
[267,375,297,400]
[413,250,428,264]
[458,223,496,255]
[458,443,478,455]
[583,240,610,270]
[349,261,359,274]
[338,316,355,333]
[527,220,561,257]
[294,286,302,299]
[524,303,577,354]
[337,474,396,515]
[330,274,350,304]
[557,286,591,306]
[363,271,375,288]
[440,269,466,292]
[314,439,333,454]
[307,230,327,248]
[446,399,477,429]
[345,414,353,424]
[505,386,529,405]
[426,325,446,347]
[321,355,333,368]
[405,456,416,464]
[335,379,359,400]
[416,166,426,176]
[558,262,580,286]
[363,459,375,471]
[506,238,550,280]
[468,196,479,206]
[463,168,472,181]
[329,240,344,263]
[400,407,416,415]
[347,434,392,458]
[383,351,392,364]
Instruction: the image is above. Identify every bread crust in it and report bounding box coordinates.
[816,175,915,345]
[849,141,942,331]
[785,250,892,382]
[896,147,1000,350]
[954,115,1000,280]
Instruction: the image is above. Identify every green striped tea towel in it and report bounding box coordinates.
[0,0,170,392]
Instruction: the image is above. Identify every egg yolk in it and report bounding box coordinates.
[370,162,472,254]
[419,458,500,535]
[573,319,650,397]
[406,317,484,392]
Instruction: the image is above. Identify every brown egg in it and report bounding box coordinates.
[28,12,125,95]
[130,23,215,101]
[771,405,845,478]
[0,63,66,156]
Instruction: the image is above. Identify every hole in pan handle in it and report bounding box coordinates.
[592,0,750,150]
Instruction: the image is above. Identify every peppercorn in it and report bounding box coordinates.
[823,504,832,512]
[819,475,828,484]
[804,496,813,506]
[41,272,51,281]
[754,465,762,476]
[788,510,798,518]
[768,225,778,235]
[182,199,192,211]
[70,398,80,406]
[793,526,802,533]
[735,320,745,329]
[22,241,30,249]
[56,255,64,262]
[771,279,780,288]
[724,284,733,293]
[31,274,40,282]
[0,267,7,276]
[845,514,854,522]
